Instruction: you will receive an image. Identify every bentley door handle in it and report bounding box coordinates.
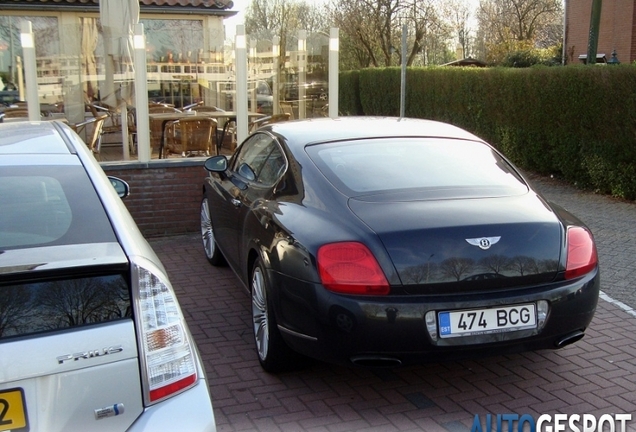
[231,198,242,208]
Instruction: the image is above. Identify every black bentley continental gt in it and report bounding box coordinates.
[200,117,599,372]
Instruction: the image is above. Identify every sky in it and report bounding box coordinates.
[223,0,249,37]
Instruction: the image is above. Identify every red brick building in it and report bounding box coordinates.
[564,0,636,64]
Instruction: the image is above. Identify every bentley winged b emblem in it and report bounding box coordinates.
[466,236,501,250]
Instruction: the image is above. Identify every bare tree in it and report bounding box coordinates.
[37,277,130,328]
[330,0,452,68]
[0,286,34,338]
[476,0,563,61]
[245,0,328,54]
[442,0,474,59]
[506,256,538,277]
[329,0,399,67]
[403,0,451,66]
[440,257,475,281]
[479,254,510,276]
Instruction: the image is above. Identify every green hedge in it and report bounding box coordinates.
[339,65,636,200]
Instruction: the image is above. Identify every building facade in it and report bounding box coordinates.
[0,0,235,114]
[564,0,636,64]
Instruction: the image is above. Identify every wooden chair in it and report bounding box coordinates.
[182,101,203,111]
[164,117,217,158]
[279,102,295,120]
[149,106,181,150]
[88,103,137,155]
[149,106,181,114]
[190,106,223,113]
[149,102,175,109]
[70,114,108,158]
[3,108,30,118]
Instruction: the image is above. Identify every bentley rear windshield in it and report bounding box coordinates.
[306,138,528,199]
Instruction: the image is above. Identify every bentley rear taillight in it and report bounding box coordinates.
[132,259,198,405]
[565,226,598,279]
[317,242,390,295]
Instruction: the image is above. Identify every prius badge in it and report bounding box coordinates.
[466,236,501,250]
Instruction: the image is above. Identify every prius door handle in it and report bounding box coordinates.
[231,198,242,208]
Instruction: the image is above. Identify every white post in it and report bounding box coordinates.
[235,25,248,145]
[328,28,339,119]
[120,103,130,160]
[273,36,280,116]
[133,24,151,162]
[249,39,257,112]
[16,56,24,102]
[20,22,40,121]
[298,30,306,119]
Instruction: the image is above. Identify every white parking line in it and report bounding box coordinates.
[600,290,636,318]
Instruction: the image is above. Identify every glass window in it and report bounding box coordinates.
[141,19,203,64]
[306,138,528,197]
[0,16,59,94]
[232,133,286,186]
[0,176,72,247]
[0,274,131,340]
[0,165,117,249]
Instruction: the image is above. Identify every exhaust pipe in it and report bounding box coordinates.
[350,356,402,368]
[555,330,585,348]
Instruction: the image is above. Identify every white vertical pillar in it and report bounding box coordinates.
[235,25,248,145]
[120,105,129,160]
[133,23,151,162]
[273,36,280,116]
[328,28,339,119]
[20,21,40,121]
[249,39,257,112]
[298,30,306,119]
[16,56,24,102]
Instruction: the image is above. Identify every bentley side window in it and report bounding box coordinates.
[232,133,286,186]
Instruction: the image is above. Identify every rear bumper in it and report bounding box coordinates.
[271,268,600,367]
[127,379,216,432]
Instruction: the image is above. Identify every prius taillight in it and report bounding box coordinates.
[132,259,198,405]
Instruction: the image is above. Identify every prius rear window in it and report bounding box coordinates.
[0,165,116,249]
[0,274,131,340]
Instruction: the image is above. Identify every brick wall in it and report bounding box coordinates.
[566,0,635,64]
[101,159,206,238]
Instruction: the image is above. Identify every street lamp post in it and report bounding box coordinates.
[587,0,603,65]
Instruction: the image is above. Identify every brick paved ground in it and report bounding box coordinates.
[149,175,636,432]
[526,173,636,312]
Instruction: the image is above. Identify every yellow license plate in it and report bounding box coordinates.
[0,388,29,432]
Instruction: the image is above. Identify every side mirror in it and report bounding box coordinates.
[204,155,228,173]
[108,176,130,199]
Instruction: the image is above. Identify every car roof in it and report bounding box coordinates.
[266,117,484,149]
[0,121,73,155]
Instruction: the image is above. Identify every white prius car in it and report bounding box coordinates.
[0,121,216,432]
